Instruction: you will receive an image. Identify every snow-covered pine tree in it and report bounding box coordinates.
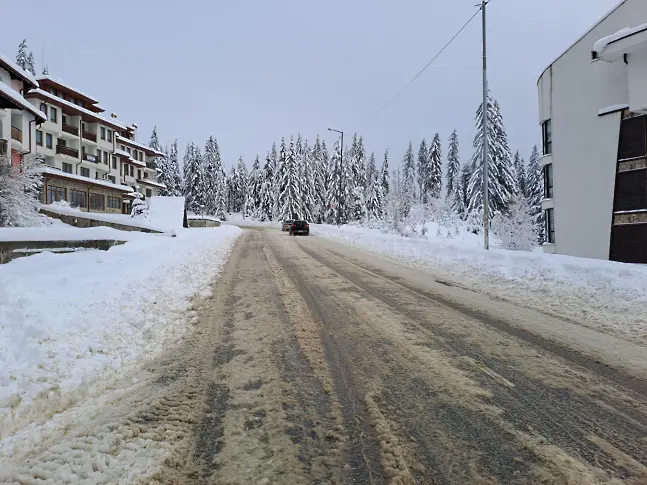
[381,149,390,196]
[349,134,367,221]
[147,126,163,171]
[203,136,225,218]
[26,52,36,76]
[467,94,517,220]
[226,166,237,213]
[417,139,428,202]
[42,65,48,75]
[278,137,303,221]
[366,152,376,193]
[446,130,460,201]
[235,157,248,214]
[167,140,183,196]
[526,144,544,242]
[244,155,262,218]
[272,139,286,219]
[452,166,466,216]
[366,171,384,222]
[259,152,275,221]
[183,143,206,214]
[460,163,472,218]
[401,142,416,217]
[0,154,43,227]
[16,40,28,71]
[428,133,442,201]
[131,188,149,218]
[513,150,527,199]
[156,146,171,196]
[300,139,315,222]
[326,139,348,225]
[311,136,326,223]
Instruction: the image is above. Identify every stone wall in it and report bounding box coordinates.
[187,218,221,228]
[41,208,164,233]
[614,211,647,225]
[0,239,126,264]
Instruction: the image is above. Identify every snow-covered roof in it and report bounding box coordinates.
[0,82,47,122]
[114,148,146,167]
[137,178,167,189]
[116,135,165,157]
[37,166,134,192]
[25,88,128,130]
[0,51,39,88]
[35,74,99,103]
[592,22,647,61]
[593,23,647,54]
[598,104,629,116]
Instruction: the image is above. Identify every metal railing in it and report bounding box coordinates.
[56,144,79,158]
[11,126,22,142]
[62,123,79,136]
[82,131,97,142]
[82,152,99,163]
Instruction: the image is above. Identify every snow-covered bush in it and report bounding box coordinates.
[131,191,149,218]
[491,196,537,251]
[0,154,45,227]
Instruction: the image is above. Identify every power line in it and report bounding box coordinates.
[364,6,485,125]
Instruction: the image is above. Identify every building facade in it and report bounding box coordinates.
[537,0,647,263]
[0,53,46,165]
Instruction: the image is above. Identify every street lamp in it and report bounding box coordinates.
[328,128,343,226]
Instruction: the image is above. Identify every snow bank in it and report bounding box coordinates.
[148,196,185,231]
[0,225,150,242]
[225,212,279,227]
[314,224,647,342]
[0,225,242,436]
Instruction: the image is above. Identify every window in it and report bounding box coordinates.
[80,167,90,178]
[40,103,47,116]
[62,162,73,174]
[36,130,43,146]
[70,189,87,208]
[146,188,152,198]
[112,157,117,169]
[89,193,105,210]
[138,152,143,161]
[100,127,106,140]
[49,88,55,95]
[45,133,53,149]
[47,185,66,204]
[542,119,552,155]
[144,171,149,179]
[103,151,108,164]
[121,145,125,151]
[50,107,58,123]
[545,208,555,244]
[107,196,121,209]
[107,129,112,142]
[126,147,131,154]
[108,175,116,184]
[618,115,646,160]
[137,169,142,179]
[543,164,554,199]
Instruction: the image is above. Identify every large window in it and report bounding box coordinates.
[62,162,73,174]
[50,107,58,123]
[36,130,43,146]
[47,185,66,204]
[40,103,47,116]
[545,208,555,244]
[70,189,87,208]
[137,169,142,179]
[103,151,108,164]
[80,167,90,178]
[130,165,134,177]
[100,127,106,140]
[542,119,552,155]
[89,193,105,210]
[107,129,112,142]
[543,163,554,199]
[112,157,117,169]
[618,115,646,160]
[45,133,53,149]
[145,188,152,198]
[107,196,121,209]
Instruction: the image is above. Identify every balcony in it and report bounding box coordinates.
[0,139,7,154]
[56,144,79,158]
[82,152,99,163]
[62,123,79,137]
[11,126,22,143]
[82,130,97,142]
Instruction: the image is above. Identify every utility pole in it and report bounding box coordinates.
[481,0,490,250]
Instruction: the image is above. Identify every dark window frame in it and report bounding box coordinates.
[542,119,552,156]
[89,192,105,210]
[35,130,43,146]
[40,103,47,116]
[62,162,73,174]
[145,188,152,198]
[107,195,121,209]
[545,208,555,244]
[80,167,90,178]
[45,133,53,149]
[47,185,66,204]
[100,127,106,140]
[543,163,554,199]
[50,106,58,123]
[70,188,87,208]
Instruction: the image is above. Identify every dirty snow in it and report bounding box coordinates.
[314,224,647,343]
[0,224,242,439]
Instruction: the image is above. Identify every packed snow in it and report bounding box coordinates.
[314,223,647,343]
[592,22,647,54]
[0,225,147,242]
[0,224,242,439]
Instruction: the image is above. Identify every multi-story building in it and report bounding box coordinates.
[0,52,46,164]
[537,0,647,263]
[21,75,166,214]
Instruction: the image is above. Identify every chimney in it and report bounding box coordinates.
[111,113,117,119]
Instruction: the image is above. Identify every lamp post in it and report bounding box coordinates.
[481,0,490,250]
[328,127,343,226]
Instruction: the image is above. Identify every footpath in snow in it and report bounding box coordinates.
[0,223,242,438]
[313,223,647,343]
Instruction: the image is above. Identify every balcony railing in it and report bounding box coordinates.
[0,139,7,154]
[62,123,79,136]
[82,152,99,163]
[11,126,22,143]
[56,144,79,158]
[82,131,97,142]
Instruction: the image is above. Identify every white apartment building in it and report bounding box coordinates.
[537,0,647,263]
[0,52,46,164]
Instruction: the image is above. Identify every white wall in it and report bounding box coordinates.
[537,0,647,260]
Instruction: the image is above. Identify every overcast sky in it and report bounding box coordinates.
[1,0,622,168]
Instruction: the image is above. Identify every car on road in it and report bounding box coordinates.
[281,220,293,232]
[289,220,310,236]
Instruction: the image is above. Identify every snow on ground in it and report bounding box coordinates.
[0,224,242,439]
[224,212,278,227]
[0,225,150,242]
[314,223,647,343]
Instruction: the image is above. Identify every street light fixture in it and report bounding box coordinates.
[328,128,344,226]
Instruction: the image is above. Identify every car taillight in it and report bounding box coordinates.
[305,224,309,228]
[292,224,296,228]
